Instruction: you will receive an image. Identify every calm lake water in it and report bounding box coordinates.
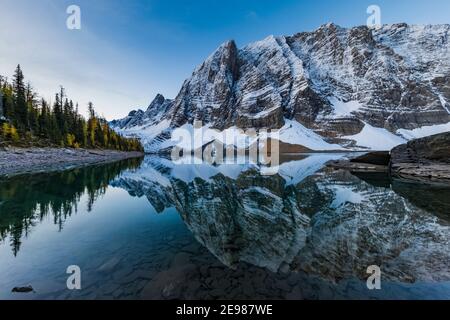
[0,154,449,300]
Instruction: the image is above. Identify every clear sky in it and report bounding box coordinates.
[1,0,449,119]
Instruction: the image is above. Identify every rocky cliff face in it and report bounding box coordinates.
[112,23,450,152]
[392,131,450,165]
[391,131,450,183]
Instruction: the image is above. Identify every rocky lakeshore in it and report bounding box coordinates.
[326,151,391,173]
[0,148,144,177]
[390,132,450,184]
[328,132,450,184]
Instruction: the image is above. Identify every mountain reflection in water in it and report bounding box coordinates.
[113,155,450,282]
[0,154,449,300]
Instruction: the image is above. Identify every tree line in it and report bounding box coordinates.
[0,65,143,152]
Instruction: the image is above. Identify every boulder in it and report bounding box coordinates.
[350,151,390,166]
[12,285,34,293]
[390,132,450,183]
[327,151,390,173]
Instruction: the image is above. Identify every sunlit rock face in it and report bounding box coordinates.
[112,23,450,152]
[112,156,450,283]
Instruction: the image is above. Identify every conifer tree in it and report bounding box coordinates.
[12,65,27,130]
[0,66,143,152]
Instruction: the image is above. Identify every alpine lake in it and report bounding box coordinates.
[0,153,449,300]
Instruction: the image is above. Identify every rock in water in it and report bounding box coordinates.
[12,285,34,293]
[350,151,391,166]
[327,151,391,173]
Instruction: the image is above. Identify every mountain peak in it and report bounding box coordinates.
[218,39,237,51]
[317,22,342,31]
[147,94,166,111]
[203,40,238,63]
[127,109,143,117]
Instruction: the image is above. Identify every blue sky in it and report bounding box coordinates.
[1,0,449,119]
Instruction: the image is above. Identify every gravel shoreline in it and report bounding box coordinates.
[0,147,144,178]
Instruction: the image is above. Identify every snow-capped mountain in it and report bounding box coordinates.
[110,94,174,151]
[111,23,450,152]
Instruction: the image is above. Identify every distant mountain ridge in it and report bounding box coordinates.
[111,23,450,152]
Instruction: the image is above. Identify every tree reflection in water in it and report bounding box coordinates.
[0,157,143,255]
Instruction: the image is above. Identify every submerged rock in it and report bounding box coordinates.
[11,285,34,293]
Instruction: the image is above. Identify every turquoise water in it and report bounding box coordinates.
[0,156,449,300]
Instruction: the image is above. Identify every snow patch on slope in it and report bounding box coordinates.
[397,122,450,140]
[343,122,407,150]
[329,98,362,117]
[438,94,450,114]
[277,119,342,150]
